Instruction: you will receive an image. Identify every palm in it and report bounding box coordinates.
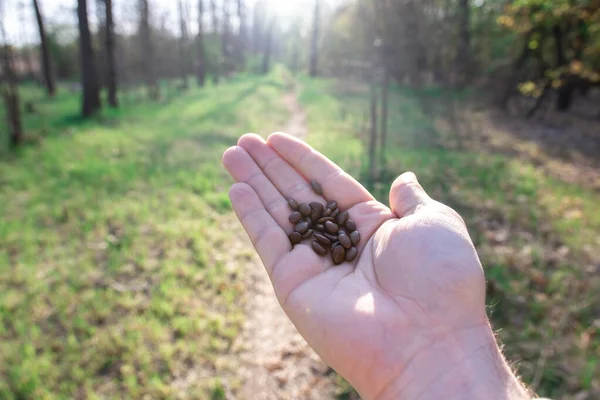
[223,133,487,397]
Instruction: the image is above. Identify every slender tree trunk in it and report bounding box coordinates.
[104,0,118,108]
[457,0,470,86]
[210,0,220,84]
[380,65,390,164]
[309,0,319,77]
[221,0,231,77]
[553,24,572,112]
[32,0,55,97]
[178,0,189,89]
[261,20,272,75]
[0,41,24,148]
[196,0,206,86]
[368,84,379,187]
[236,0,246,69]
[77,0,101,117]
[139,0,159,100]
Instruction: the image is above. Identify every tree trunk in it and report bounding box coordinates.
[261,20,272,75]
[1,44,24,148]
[178,0,189,90]
[196,0,206,86]
[32,0,55,97]
[77,0,101,117]
[221,0,231,77]
[457,0,470,86]
[139,0,159,100]
[380,65,389,164]
[236,0,246,69]
[309,0,319,77]
[104,0,118,108]
[553,24,572,112]
[368,84,379,187]
[210,0,220,84]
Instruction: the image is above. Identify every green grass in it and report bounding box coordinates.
[298,77,600,399]
[0,72,289,398]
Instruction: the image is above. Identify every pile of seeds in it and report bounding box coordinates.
[287,180,361,265]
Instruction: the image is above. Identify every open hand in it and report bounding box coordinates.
[223,133,530,400]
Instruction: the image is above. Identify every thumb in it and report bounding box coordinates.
[389,172,432,218]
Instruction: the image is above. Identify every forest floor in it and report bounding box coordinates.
[1,71,599,399]
[217,86,336,400]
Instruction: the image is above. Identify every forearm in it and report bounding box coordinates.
[369,323,532,400]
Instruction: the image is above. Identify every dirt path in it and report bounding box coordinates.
[222,88,336,400]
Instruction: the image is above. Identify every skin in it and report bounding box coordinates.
[223,132,533,400]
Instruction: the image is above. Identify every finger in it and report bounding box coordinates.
[229,183,291,275]
[389,172,432,218]
[266,132,374,210]
[237,133,324,205]
[222,145,291,232]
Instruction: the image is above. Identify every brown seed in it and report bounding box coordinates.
[345,246,358,261]
[326,200,338,210]
[350,231,361,246]
[299,203,311,217]
[325,221,339,234]
[312,240,327,256]
[289,211,302,224]
[322,208,331,217]
[287,198,299,211]
[289,232,302,245]
[336,211,349,226]
[295,220,310,234]
[338,233,352,249]
[317,216,335,224]
[303,229,314,239]
[331,208,340,218]
[332,245,346,265]
[345,219,357,232]
[325,233,339,242]
[338,229,347,236]
[311,208,322,223]
[331,241,341,251]
[305,218,312,228]
[315,224,325,231]
[309,202,324,212]
[311,180,323,195]
[314,233,331,246]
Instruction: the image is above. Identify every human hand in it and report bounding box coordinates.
[223,133,532,400]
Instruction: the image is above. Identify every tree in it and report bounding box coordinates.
[32,0,55,97]
[221,0,231,76]
[457,0,470,86]
[196,0,206,86]
[104,0,118,108]
[139,0,159,100]
[210,0,220,83]
[77,0,101,117]
[0,2,23,147]
[236,0,246,68]
[261,19,273,75]
[178,0,189,89]
[309,0,319,77]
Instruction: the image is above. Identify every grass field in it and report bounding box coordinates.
[297,77,600,399]
[1,71,599,399]
[0,73,289,398]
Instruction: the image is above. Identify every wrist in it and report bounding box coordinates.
[369,322,532,400]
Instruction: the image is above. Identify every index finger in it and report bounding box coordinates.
[267,132,374,210]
